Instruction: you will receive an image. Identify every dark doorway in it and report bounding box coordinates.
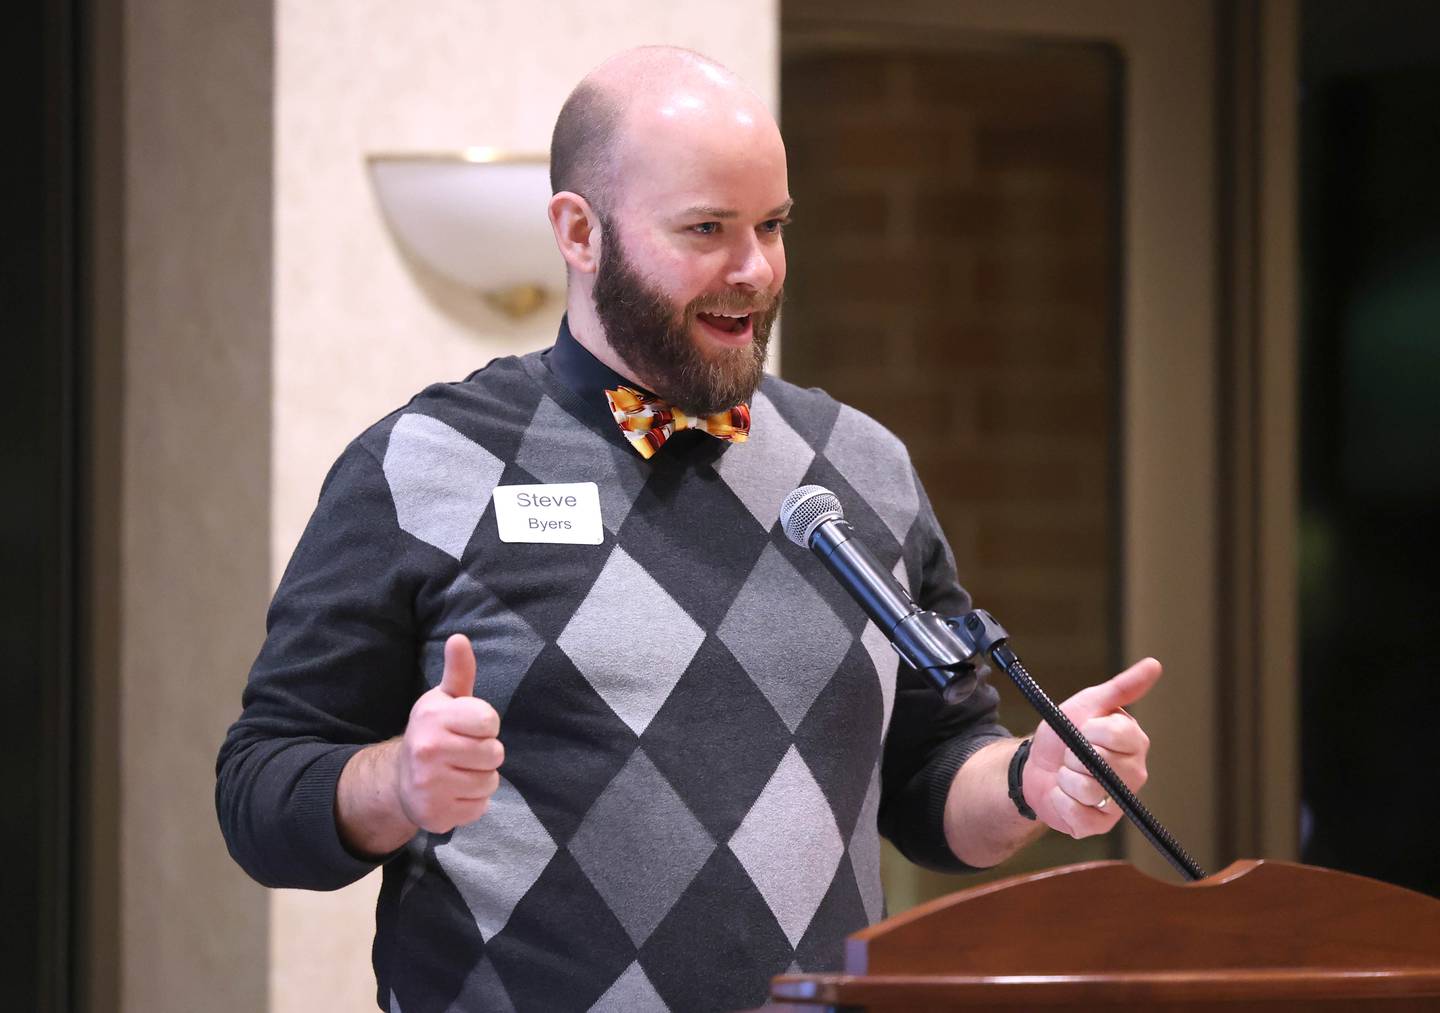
[0,0,95,1008]
[1,0,89,1008]
[1299,0,1440,898]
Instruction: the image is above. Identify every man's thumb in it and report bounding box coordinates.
[439,633,477,698]
[1100,656,1163,710]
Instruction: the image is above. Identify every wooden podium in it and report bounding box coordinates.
[764,860,1440,1011]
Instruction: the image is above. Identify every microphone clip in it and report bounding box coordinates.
[946,608,1010,658]
[925,610,1010,706]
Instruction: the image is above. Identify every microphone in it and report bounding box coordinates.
[782,488,1210,881]
[779,485,978,703]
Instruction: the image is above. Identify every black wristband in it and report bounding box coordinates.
[1008,738,1037,821]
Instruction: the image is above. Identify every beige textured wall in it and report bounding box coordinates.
[270,3,777,1009]
[117,0,273,1011]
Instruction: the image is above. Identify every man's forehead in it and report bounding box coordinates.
[629,163,790,220]
[615,109,787,209]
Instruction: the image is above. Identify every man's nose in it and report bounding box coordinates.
[725,232,776,292]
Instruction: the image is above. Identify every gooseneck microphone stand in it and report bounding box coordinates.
[948,610,1207,882]
[778,484,1207,882]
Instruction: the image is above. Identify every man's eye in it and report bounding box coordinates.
[760,217,791,234]
[691,222,720,235]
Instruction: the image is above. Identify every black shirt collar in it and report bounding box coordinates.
[545,314,651,403]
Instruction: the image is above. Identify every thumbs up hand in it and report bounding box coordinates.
[1022,657,1161,839]
[395,634,505,834]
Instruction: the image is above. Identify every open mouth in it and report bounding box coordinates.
[696,311,753,339]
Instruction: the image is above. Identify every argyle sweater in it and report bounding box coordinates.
[216,324,1009,1013]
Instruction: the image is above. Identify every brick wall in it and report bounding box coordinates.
[780,45,1121,889]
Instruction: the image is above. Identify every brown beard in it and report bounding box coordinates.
[592,215,782,416]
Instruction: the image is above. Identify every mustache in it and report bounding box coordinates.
[688,291,782,317]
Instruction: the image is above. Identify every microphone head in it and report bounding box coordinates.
[779,485,844,547]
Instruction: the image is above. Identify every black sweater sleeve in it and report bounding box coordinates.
[877,476,1011,872]
[215,441,432,890]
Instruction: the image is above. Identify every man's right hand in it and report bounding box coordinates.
[394,633,505,834]
[336,634,504,858]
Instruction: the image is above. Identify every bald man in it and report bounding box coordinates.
[218,46,1157,1012]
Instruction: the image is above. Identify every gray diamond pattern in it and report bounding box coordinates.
[859,556,909,740]
[588,961,668,1013]
[822,405,920,545]
[434,776,557,941]
[860,620,898,741]
[713,388,816,530]
[569,749,715,948]
[444,957,516,1013]
[558,547,706,735]
[383,412,506,560]
[728,746,845,947]
[515,395,647,533]
[423,571,545,715]
[718,544,851,731]
[849,765,885,925]
[336,363,991,1008]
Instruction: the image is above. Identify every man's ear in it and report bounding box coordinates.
[548,191,602,275]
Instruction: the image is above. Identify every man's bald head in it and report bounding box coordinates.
[546,47,789,413]
[548,46,772,216]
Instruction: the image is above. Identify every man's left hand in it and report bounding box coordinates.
[1023,657,1161,839]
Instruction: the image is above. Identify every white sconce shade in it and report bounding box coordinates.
[366,150,564,316]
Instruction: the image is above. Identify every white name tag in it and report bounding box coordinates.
[492,482,604,545]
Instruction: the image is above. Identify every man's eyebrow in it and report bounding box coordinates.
[677,205,739,220]
[676,199,795,220]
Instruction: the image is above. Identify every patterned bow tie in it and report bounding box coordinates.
[605,386,751,460]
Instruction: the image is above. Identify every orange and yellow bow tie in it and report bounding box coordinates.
[604,385,751,460]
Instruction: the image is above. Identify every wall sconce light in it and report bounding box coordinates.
[366,148,563,317]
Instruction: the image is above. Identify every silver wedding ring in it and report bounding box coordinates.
[1095,796,1110,810]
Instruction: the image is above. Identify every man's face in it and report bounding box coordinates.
[589,101,791,415]
[592,213,783,415]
